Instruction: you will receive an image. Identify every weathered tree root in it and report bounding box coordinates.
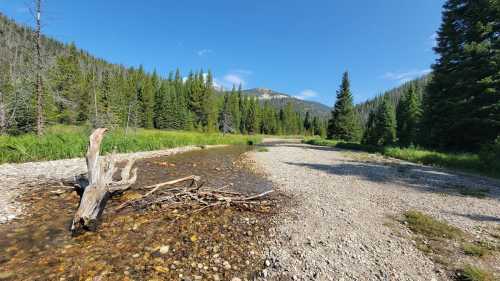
[71,128,137,234]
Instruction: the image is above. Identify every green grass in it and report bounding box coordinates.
[256,147,269,152]
[303,138,496,179]
[403,210,463,240]
[457,265,494,281]
[0,125,262,164]
[462,242,490,257]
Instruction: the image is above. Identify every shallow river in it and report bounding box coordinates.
[0,145,274,281]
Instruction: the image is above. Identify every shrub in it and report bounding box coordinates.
[479,137,500,174]
[457,265,493,281]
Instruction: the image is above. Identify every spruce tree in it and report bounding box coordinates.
[374,98,396,146]
[362,111,377,145]
[229,85,241,133]
[219,93,233,133]
[396,85,422,147]
[422,0,500,149]
[327,71,361,141]
[304,111,312,135]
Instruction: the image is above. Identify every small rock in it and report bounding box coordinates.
[223,261,231,270]
[159,245,170,254]
[0,272,14,280]
[231,278,242,281]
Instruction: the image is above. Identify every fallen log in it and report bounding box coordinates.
[71,128,137,234]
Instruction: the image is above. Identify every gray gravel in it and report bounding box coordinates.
[251,140,500,281]
[0,145,221,223]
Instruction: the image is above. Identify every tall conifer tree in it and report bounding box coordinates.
[327,71,361,141]
[422,0,500,149]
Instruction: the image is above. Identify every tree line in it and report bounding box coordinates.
[328,0,499,152]
[0,12,326,136]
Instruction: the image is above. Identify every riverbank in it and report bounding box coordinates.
[0,126,262,164]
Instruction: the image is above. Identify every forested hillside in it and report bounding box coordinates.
[348,0,499,152]
[242,88,331,118]
[0,13,325,136]
[355,75,430,125]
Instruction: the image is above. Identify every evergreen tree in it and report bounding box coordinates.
[371,98,396,146]
[362,111,377,145]
[396,85,422,147]
[203,71,217,132]
[229,85,241,133]
[141,74,154,128]
[327,72,361,141]
[312,116,320,136]
[219,93,233,133]
[304,111,312,135]
[49,43,83,124]
[246,97,259,134]
[422,0,500,149]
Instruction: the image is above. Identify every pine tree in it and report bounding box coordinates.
[229,85,241,133]
[142,74,155,128]
[373,98,396,146]
[304,111,312,135]
[246,97,259,134]
[327,71,361,141]
[422,0,500,149]
[49,43,83,124]
[396,85,422,147]
[203,70,217,132]
[362,111,377,145]
[219,93,233,133]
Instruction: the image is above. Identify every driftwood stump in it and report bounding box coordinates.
[71,128,137,233]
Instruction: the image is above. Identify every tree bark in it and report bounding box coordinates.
[34,0,44,136]
[0,91,6,134]
[71,128,137,233]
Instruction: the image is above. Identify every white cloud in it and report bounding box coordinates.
[294,89,318,100]
[196,49,213,56]
[382,69,431,84]
[224,74,245,86]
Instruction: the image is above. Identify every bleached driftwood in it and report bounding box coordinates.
[71,128,137,233]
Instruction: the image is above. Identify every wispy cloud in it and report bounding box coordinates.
[213,70,252,90]
[223,74,245,85]
[294,89,318,100]
[196,49,213,57]
[382,69,431,84]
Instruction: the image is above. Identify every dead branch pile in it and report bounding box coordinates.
[117,176,274,213]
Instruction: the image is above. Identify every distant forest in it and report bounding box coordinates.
[0,13,326,136]
[1,0,498,153]
[328,0,498,152]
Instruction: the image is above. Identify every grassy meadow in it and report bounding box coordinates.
[0,126,262,164]
[303,138,497,179]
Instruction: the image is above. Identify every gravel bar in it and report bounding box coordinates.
[251,140,500,281]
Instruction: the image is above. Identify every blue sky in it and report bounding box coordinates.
[1,0,444,105]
